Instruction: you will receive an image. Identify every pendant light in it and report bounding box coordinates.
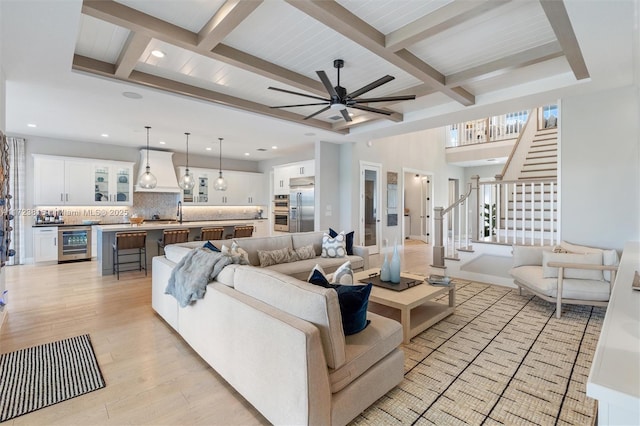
[214,137,227,191]
[179,132,195,190]
[139,126,157,189]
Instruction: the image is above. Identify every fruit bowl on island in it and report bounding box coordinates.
[129,216,144,225]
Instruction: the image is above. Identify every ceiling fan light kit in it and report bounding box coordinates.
[139,126,157,189]
[269,59,415,122]
[179,132,195,190]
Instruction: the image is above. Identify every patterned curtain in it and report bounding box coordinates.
[6,137,25,265]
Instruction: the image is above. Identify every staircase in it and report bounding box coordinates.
[432,107,559,285]
[520,127,558,180]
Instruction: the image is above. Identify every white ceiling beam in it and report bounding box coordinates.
[385,0,511,52]
[285,0,475,106]
[445,41,564,87]
[197,0,263,51]
[72,54,348,135]
[539,0,589,80]
[82,0,327,97]
[114,32,151,78]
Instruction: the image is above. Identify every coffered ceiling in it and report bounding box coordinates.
[2,0,637,160]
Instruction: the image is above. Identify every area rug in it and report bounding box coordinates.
[0,334,105,422]
[352,280,604,425]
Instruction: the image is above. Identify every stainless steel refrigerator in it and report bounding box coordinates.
[289,177,314,232]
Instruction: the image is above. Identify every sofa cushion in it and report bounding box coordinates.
[329,312,402,393]
[512,245,554,268]
[329,228,355,255]
[164,241,204,264]
[233,235,293,266]
[232,266,346,369]
[559,241,619,281]
[294,244,316,261]
[542,251,604,280]
[257,246,297,267]
[332,261,354,284]
[291,231,324,256]
[216,264,242,287]
[322,232,346,258]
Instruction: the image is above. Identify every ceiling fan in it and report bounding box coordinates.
[268,59,416,122]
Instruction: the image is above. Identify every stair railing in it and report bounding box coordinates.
[478,177,558,246]
[433,179,475,268]
[433,176,559,268]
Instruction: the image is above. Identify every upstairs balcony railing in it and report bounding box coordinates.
[446,110,529,147]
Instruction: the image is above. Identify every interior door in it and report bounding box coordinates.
[360,162,381,255]
[421,176,432,243]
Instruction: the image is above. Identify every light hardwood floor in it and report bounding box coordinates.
[0,243,433,425]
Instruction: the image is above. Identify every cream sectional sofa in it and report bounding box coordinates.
[151,232,403,425]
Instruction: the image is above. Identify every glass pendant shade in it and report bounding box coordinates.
[139,126,157,189]
[179,132,196,190]
[214,137,227,191]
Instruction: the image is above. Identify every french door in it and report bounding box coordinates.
[359,162,381,254]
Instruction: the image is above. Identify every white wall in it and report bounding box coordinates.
[561,85,640,251]
[316,141,341,232]
[344,127,465,246]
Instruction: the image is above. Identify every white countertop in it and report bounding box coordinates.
[96,219,262,232]
[586,241,640,418]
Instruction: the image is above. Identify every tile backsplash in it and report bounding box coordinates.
[35,192,266,225]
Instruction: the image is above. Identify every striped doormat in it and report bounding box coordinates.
[0,334,105,422]
[352,280,603,425]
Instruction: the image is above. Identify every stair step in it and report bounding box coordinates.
[520,175,557,180]
[531,137,558,144]
[530,142,557,148]
[529,146,557,153]
[523,159,557,166]
[521,167,557,173]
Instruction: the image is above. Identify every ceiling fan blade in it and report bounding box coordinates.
[347,75,394,98]
[316,70,338,98]
[350,104,393,116]
[340,109,352,122]
[355,95,416,103]
[268,86,328,102]
[270,102,329,108]
[304,106,331,120]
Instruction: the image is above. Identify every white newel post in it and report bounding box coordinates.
[432,207,445,268]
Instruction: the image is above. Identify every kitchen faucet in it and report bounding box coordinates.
[177,200,183,224]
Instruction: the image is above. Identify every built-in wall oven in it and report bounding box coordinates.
[58,226,92,262]
[273,195,290,232]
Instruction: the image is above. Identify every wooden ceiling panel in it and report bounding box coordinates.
[116,0,227,33]
[75,15,130,64]
[409,1,556,75]
[337,0,454,35]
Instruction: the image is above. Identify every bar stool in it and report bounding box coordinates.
[199,227,224,241]
[233,225,254,238]
[112,231,147,280]
[157,229,190,255]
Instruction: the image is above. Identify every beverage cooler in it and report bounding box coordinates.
[58,227,91,262]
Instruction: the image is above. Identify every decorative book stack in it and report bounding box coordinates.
[427,274,451,286]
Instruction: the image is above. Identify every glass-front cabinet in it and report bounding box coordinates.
[93,161,133,205]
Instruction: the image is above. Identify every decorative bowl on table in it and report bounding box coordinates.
[129,216,144,225]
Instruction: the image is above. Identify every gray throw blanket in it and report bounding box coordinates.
[165,248,232,307]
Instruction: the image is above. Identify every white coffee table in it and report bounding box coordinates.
[354,269,456,344]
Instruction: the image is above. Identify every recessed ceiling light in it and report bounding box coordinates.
[271,146,278,150]
[27,123,37,128]
[101,133,109,138]
[348,113,354,117]
[122,91,142,99]
[244,152,250,156]
[206,147,212,151]
[151,50,165,58]
[159,141,166,145]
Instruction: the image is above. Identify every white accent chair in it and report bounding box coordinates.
[509,241,619,318]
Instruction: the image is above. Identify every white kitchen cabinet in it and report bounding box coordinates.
[34,156,93,205]
[33,227,58,262]
[273,165,292,195]
[179,168,265,206]
[252,220,268,237]
[93,161,134,205]
[236,171,267,206]
[273,160,315,195]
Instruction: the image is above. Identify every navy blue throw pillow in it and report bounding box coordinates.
[329,228,354,255]
[308,268,372,335]
[335,283,372,335]
[203,240,220,252]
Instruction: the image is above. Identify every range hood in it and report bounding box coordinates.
[135,150,181,193]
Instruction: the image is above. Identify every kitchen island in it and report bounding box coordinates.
[96,219,267,276]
